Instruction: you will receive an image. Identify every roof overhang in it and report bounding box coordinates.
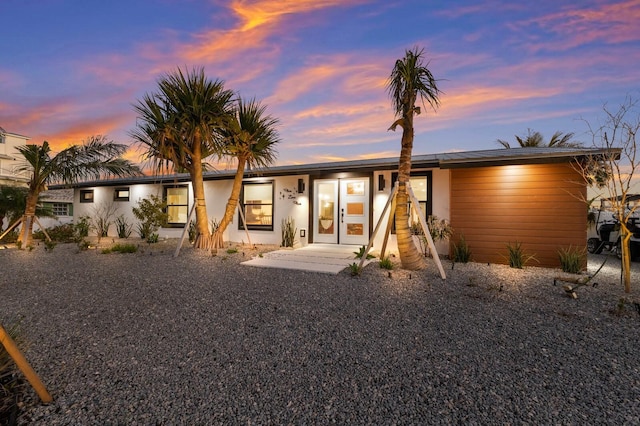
[50,147,621,189]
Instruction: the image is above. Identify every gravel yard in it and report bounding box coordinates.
[1,240,639,424]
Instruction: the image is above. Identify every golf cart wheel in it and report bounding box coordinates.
[587,238,604,254]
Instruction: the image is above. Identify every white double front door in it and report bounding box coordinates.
[313,178,369,245]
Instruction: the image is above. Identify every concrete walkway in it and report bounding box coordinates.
[242,244,373,274]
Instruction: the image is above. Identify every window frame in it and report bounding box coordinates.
[238,181,275,231]
[163,185,189,228]
[113,187,130,202]
[390,171,433,233]
[79,189,94,203]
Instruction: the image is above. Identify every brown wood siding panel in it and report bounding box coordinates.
[450,163,587,268]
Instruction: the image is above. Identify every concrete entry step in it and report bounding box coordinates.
[241,244,373,274]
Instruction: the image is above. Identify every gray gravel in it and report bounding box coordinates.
[1,240,640,425]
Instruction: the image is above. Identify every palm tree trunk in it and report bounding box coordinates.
[192,141,212,250]
[18,191,39,249]
[395,113,425,270]
[212,156,247,250]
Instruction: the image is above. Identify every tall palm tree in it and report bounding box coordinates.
[387,47,441,270]
[14,136,141,247]
[497,129,582,148]
[131,67,235,249]
[212,97,280,249]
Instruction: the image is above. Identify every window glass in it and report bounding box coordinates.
[114,188,130,201]
[241,182,274,230]
[165,186,188,226]
[80,190,94,203]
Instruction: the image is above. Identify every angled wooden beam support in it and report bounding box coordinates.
[407,184,446,279]
[0,324,52,404]
[358,182,398,269]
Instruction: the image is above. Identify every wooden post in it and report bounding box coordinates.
[358,183,398,269]
[407,184,446,279]
[173,203,197,258]
[0,324,52,404]
[237,204,252,247]
[33,217,52,242]
[380,184,398,260]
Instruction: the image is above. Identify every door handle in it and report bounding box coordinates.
[341,208,344,223]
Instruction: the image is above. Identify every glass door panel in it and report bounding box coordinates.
[339,179,369,245]
[314,180,338,243]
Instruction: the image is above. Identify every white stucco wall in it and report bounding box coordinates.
[371,168,451,257]
[72,175,310,246]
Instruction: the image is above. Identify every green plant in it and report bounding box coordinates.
[91,202,118,239]
[412,215,454,256]
[34,224,76,243]
[558,246,586,274]
[1,321,28,422]
[210,218,220,233]
[74,216,91,239]
[0,230,19,243]
[44,239,56,252]
[379,257,394,270]
[132,195,168,240]
[505,241,538,269]
[452,235,472,263]
[15,240,22,250]
[354,245,374,259]
[188,221,197,243]
[281,217,296,247]
[77,239,90,251]
[226,247,238,254]
[102,243,138,254]
[146,233,159,244]
[348,262,362,276]
[115,215,133,239]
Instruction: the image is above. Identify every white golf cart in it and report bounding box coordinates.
[587,195,640,260]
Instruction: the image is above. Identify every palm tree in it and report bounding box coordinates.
[131,67,235,249]
[497,129,582,148]
[387,47,441,270]
[14,136,141,247]
[211,97,280,249]
[0,185,53,233]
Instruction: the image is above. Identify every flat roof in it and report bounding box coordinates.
[53,146,619,189]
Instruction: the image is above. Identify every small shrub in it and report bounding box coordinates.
[91,202,118,239]
[379,257,394,270]
[74,216,91,239]
[132,195,168,240]
[354,245,374,259]
[0,230,19,243]
[102,243,138,254]
[77,239,90,251]
[558,246,586,274]
[281,217,296,247]
[44,239,57,252]
[226,247,238,254]
[505,241,538,269]
[348,262,362,276]
[452,235,472,263]
[188,221,197,243]
[146,233,159,244]
[115,215,133,239]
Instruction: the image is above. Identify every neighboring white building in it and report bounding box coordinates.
[0,126,30,186]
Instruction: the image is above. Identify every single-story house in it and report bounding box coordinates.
[58,147,614,268]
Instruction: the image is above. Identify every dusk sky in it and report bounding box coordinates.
[1,0,639,169]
